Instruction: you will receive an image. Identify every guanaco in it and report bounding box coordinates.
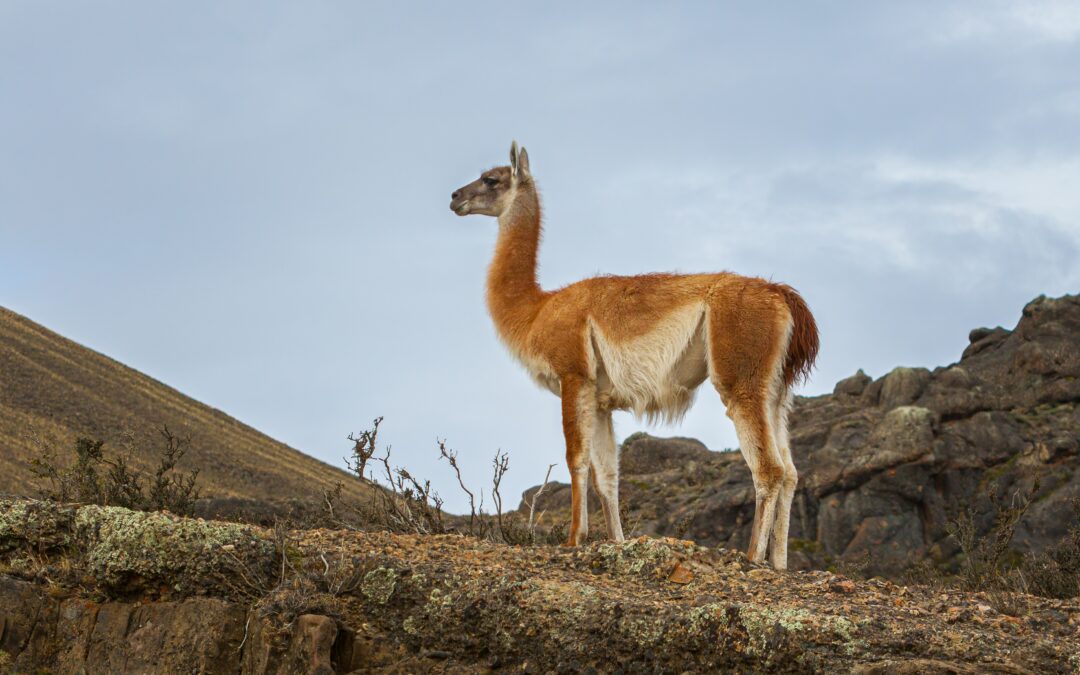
[449,142,818,569]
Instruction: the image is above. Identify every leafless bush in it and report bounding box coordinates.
[945,475,1041,614]
[673,515,693,541]
[218,520,354,638]
[496,461,568,547]
[1021,497,1080,599]
[526,464,557,533]
[619,502,643,540]
[902,557,946,591]
[29,427,200,516]
[832,550,872,580]
[437,439,488,538]
[326,417,568,545]
[492,450,509,537]
[328,418,450,535]
[146,428,201,514]
[345,416,382,481]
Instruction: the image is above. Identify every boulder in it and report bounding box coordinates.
[834,369,872,397]
[878,367,931,409]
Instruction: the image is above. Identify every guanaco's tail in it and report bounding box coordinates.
[773,284,819,388]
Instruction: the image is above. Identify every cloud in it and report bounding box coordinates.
[596,155,1080,297]
[936,1,1080,44]
[4,1,1080,513]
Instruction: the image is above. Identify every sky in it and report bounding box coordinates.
[2,2,1079,512]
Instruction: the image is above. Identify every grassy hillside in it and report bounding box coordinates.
[0,306,367,505]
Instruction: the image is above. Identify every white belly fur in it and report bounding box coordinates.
[588,302,709,423]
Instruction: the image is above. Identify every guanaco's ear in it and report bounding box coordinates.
[516,146,531,180]
[510,140,519,177]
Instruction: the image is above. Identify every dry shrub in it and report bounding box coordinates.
[832,550,872,580]
[1021,497,1080,599]
[324,417,567,545]
[29,427,200,516]
[945,475,1040,614]
[214,520,365,642]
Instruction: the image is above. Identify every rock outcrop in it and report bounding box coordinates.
[524,294,1080,576]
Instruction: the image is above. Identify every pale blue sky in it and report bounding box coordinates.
[3,2,1079,510]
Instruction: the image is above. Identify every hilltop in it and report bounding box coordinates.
[0,306,368,508]
[2,499,1077,673]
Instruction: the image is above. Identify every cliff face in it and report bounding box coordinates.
[525,294,1080,576]
[2,500,1079,673]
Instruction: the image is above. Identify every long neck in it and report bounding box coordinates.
[486,182,546,350]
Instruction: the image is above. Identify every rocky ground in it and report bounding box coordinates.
[524,293,1080,577]
[2,499,1079,673]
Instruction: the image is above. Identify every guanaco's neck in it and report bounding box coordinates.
[486,181,546,351]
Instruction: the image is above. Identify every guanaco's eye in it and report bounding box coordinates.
[483,177,498,187]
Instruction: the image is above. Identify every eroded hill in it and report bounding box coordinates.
[0,306,367,507]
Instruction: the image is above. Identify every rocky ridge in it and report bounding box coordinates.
[524,294,1080,576]
[2,499,1079,673]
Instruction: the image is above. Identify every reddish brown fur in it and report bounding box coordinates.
[772,284,820,388]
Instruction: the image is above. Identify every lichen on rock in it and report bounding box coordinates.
[593,535,697,576]
[360,566,398,605]
[1,499,276,597]
[73,504,276,595]
[0,499,76,554]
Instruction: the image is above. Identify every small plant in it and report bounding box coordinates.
[1021,497,1080,599]
[345,416,382,481]
[29,427,200,516]
[437,439,489,539]
[945,475,1040,614]
[525,464,557,534]
[673,514,694,541]
[216,519,358,637]
[831,550,871,580]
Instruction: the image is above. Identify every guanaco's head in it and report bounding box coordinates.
[449,141,531,217]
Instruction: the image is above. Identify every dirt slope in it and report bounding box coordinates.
[0,305,366,505]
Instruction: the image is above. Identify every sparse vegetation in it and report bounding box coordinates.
[946,475,1040,613]
[28,427,200,516]
[931,473,1080,611]
[1021,497,1080,599]
[322,417,566,546]
[1,306,369,509]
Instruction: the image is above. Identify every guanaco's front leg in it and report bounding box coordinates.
[560,376,595,546]
[590,409,624,541]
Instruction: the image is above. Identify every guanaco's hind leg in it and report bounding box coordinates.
[561,377,595,546]
[708,293,792,567]
[768,389,798,570]
[726,397,784,563]
[589,409,624,541]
